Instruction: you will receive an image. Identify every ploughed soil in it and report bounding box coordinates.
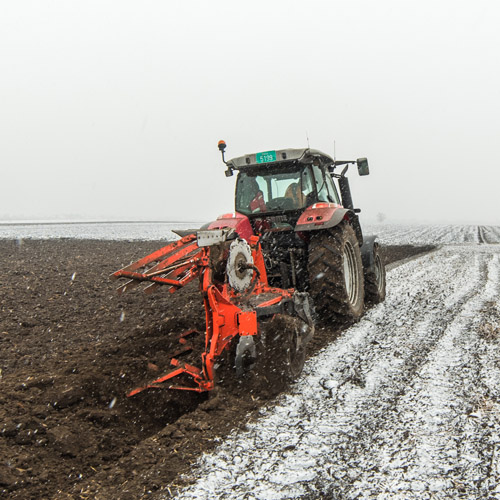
[0,240,434,499]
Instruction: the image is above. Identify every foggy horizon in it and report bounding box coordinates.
[2,1,499,226]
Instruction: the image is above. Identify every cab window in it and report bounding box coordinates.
[324,173,341,204]
[235,166,315,214]
[312,164,340,204]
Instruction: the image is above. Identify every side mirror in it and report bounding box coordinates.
[357,158,369,176]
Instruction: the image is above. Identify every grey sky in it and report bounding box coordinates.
[1,1,499,224]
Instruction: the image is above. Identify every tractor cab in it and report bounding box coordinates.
[224,147,341,218]
[218,143,368,242]
[234,159,341,216]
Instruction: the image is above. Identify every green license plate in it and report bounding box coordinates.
[256,150,277,164]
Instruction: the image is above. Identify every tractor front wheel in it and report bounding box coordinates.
[308,224,365,320]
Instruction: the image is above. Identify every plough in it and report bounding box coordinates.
[112,226,313,396]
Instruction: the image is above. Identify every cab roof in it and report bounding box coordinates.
[226,148,334,171]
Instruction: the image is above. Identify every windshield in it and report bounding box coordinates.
[235,166,315,214]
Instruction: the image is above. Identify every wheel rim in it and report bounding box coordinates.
[343,241,359,304]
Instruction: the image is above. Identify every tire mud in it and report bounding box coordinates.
[0,239,433,499]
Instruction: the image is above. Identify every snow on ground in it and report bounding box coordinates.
[0,221,203,240]
[1,221,499,245]
[365,223,500,245]
[172,236,500,498]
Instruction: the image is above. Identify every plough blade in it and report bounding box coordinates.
[127,361,210,396]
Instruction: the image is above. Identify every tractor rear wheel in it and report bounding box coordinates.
[308,224,365,320]
[364,243,386,304]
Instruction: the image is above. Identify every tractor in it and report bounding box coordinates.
[111,142,386,396]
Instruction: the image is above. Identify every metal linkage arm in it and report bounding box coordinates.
[111,233,205,294]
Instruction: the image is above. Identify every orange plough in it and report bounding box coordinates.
[112,229,313,395]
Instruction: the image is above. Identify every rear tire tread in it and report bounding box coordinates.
[308,224,365,320]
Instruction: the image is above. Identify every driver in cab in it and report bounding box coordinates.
[284,182,306,209]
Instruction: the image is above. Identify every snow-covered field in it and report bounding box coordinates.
[170,226,500,500]
[365,223,500,245]
[1,220,498,246]
[0,221,202,241]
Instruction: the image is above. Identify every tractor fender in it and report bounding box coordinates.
[361,235,379,271]
[207,212,254,242]
[294,203,351,233]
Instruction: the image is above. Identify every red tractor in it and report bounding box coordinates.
[112,142,386,395]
